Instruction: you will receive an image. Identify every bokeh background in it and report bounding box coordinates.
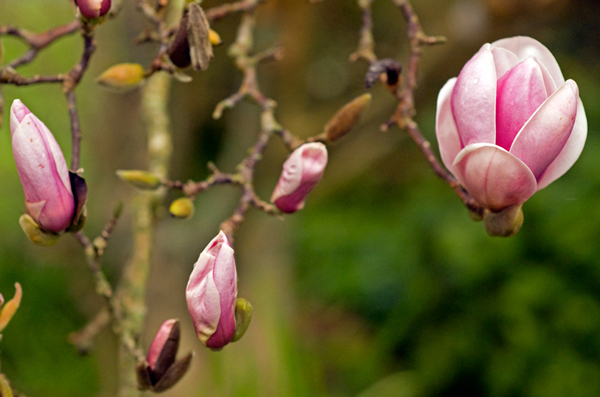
[1,0,600,396]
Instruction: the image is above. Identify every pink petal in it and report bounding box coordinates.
[147,319,178,370]
[451,43,497,146]
[509,80,578,180]
[453,143,537,211]
[491,47,519,80]
[186,269,221,345]
[535,58,558,96]
[186,233,228,344]
[206,239,237,349]
[435,77,462,174]
[271,149,303,201]
[25,201,46,224]
[537,96,587,190]
[188,252,214,289]
[10,99,31,135]
[491,36,564,87]
[496,58,548,151]
[300,143,328,184]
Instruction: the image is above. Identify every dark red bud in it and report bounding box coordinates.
[77,0,111,19]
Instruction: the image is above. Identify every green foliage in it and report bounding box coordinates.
[294,58,600,396]
[0,251,99,396]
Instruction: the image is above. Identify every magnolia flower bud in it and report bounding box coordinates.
[10,100,75,233]
[0,283,22,332]
[96,63,145,92]
[75,0,111,19]
[436,36,587,218]
[137,319,193,392]
[186,231,237,350]
[271,143,328,214]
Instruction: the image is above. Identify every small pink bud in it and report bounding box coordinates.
[271,142,328,214]
[137,319,193,392]
[147,319,179,373]
[10,100,75,233]
[186,231,237,350]
[76,0,111,19]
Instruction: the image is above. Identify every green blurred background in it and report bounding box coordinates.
[2,0,600,396]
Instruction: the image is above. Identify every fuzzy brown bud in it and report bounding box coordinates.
[324,94,371,142]
[167,4,213,70]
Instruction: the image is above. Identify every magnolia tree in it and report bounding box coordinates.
[0,0,587,396]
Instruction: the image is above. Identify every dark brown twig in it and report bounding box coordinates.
[0,68,64,85]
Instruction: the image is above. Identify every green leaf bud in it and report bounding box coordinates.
[19,214,61,246]
[483,205,523,237]
[96,63,145,92]
[232,298,253,342]
[116,170,161,190]
[169,197,195,219]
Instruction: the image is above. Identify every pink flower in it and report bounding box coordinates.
[186,231,237,349]
[436,36,587,211]
[10,100,75,233]
[75,0,111,19]
[271,142,328,214]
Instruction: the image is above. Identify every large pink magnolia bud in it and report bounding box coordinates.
[75,0,111,19]
[186,231,237,350]
[271,142,328,214]
[10,100,75,233]
[436,36,587,212]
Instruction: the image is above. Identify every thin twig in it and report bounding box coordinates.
[205,0,264,22]
[355,0,482,216]
[0,20,80,68]
[350,0,376,63]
